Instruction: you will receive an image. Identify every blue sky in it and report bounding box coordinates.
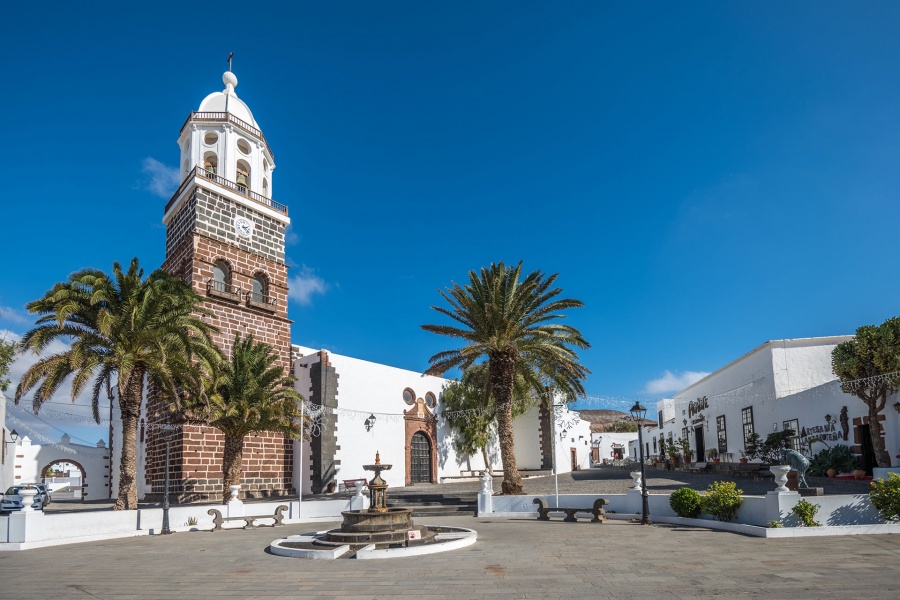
[2,1,900,443]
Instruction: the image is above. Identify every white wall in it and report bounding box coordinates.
[555,409,592,471]
[1,393,15,493]
[650,336,900,468]
[293,346,469,490]
[13,435,109,499]
[512,406,542,470]
[592,431,639,462]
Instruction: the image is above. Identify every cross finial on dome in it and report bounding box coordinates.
[227,51,234,72]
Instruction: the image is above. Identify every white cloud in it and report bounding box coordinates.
[141,157,180,198]
[643,370,710,395]
[4,330,101,420]
[285,224,299,246]
[287,266,328,306]
[0,305,30,325]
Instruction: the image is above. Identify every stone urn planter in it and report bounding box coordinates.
[770,465,791,492]
[852,469,867,480]
[629,471,642,489]
[826,468,837,478]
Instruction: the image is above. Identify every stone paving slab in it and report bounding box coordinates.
[1,514,899,599]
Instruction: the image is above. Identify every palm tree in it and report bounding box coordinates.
[442,362,540,477]
[422,261,590,494]
[173,333,303,503]
[14,258,219,510]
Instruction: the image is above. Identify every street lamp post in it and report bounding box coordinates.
[629,402,652,525]
[160,424,175,535]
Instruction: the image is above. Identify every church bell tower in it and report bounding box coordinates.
[146,69,294,501]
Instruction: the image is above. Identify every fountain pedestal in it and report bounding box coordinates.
[365,451,391,513]
[318,451,436,548]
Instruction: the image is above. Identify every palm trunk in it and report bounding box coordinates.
[115,368,144,510]
[481,445,493,476]
[490,351,523,494]
[870,392,891,468]
[222,433,245,504]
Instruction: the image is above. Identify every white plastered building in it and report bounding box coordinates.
[652,336,900,472]
[291,345,591,493]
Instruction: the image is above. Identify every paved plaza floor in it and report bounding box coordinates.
[2,513,899,599]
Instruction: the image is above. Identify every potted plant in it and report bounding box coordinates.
[669,444,682,466]
[679,437,693,463]
[706,448,720,464]
[739,450,749,464]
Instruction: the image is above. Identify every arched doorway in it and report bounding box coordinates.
[403,392,438,485]
[41,458,88,502]
[410,432,432,484]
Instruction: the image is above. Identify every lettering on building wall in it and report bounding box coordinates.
[800,421,842,446]
[688,396,709,419]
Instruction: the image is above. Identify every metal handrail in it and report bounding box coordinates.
[164,167,288,216]
[207,279,242,297]
[180,111,274,160]
[246,290,277,308]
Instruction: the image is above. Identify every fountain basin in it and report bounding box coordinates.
[270,525,477,560]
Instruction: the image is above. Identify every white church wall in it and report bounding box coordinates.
[512,406,542,470]
[293,346,454,489]
[293,354,315,495]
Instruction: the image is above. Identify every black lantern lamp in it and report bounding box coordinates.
[629,402,652,525]
[365,414,376,432]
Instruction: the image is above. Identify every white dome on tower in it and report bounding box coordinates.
[197,71,260,128]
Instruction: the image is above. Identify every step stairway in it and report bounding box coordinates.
[386,492,478,517]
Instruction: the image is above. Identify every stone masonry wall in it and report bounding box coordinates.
[145,184,294,502]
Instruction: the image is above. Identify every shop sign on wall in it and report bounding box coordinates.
[688,396,709,418]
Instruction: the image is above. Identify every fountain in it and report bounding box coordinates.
[316,451,436,547]
[270,451,477,559]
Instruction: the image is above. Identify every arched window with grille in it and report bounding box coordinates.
[207,259,240,301]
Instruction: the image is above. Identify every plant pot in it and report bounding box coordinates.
[826,468,837,478]
[852,469,866,480]
[713,459,721,465]
[739,458,748,464]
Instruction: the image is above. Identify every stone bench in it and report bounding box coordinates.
[342,478,368,494]
[730,463,763,478]
[207,505,288,532]
[533,497,607,523]
[688,462,710,474]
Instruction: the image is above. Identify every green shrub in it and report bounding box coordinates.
[766,520,784,528]
[869,472,900,522]
[670,487,703,518]
[807,444,858,477]
[791,499,821,527]
[702,481,744,522]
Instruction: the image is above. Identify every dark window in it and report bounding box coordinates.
[658,410,663,428]
[717,415,727,453]
[742,407,754,445]
[213,260,229,284]
[783,419,800,452]
[652,437,657,453]
[402,388,415,405]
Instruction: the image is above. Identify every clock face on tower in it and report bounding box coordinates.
[234,216,253,239]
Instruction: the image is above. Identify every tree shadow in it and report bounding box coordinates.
[827,498,883,525]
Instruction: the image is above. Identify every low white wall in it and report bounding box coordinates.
[0,497,363,549]
[488,491,888,529]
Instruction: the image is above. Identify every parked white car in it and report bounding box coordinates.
[1,485,46,513]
